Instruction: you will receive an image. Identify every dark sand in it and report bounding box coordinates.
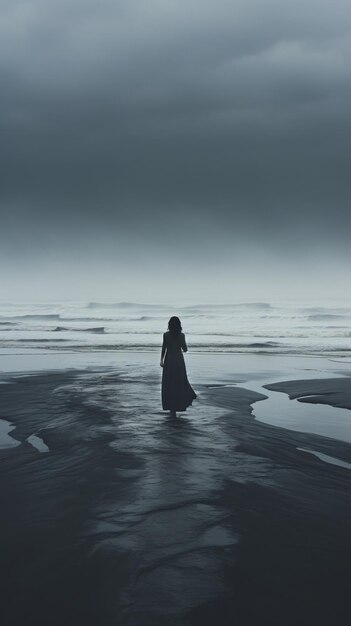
[0,369,350,625]
[265,377,351,410]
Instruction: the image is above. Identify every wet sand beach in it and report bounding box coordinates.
[0,357,351,625]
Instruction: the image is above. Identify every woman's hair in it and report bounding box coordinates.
[168,316,182,336]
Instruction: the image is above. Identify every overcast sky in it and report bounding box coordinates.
[1,0,351,301]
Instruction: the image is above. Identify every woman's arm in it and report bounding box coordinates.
[160,334,167,366]
[181,333,188,352]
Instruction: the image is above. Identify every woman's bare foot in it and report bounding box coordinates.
[170,410,177,418]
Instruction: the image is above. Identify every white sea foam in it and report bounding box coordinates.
[0,300,351,356]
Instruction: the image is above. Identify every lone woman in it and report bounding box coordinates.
[160,316,197,416]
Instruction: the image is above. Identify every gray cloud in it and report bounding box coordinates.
[1,0,351,298]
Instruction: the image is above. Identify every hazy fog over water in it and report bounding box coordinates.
[1,0,351,301]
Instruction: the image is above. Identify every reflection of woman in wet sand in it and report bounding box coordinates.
[160,316,197,417]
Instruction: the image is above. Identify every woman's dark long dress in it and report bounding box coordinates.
[161,331,197,411]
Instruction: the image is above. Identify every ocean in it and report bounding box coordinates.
[0,299,351,357]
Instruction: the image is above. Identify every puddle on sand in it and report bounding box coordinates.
[297,447,351,470]
[0,419,21,449]
[27,434,50,453]
[247,380,351,444]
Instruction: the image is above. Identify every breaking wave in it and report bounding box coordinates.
[54,326,105,334]
[87,301,168,309]
[308,314,347,321]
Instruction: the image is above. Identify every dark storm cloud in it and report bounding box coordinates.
[1,0,351,257]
